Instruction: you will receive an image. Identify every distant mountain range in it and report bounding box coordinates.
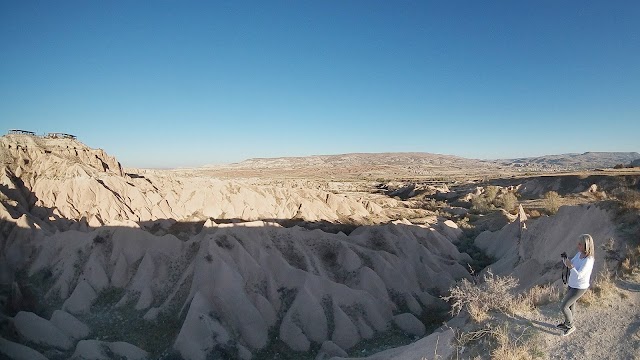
[233,152,494,169]
[226,151,640,171]
[499,152,640,170]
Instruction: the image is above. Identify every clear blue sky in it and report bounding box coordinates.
[1,1,639,168]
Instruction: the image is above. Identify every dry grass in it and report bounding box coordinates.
[579,267,622,306]
[454,322,543,360]
[490,323,542,360]
[524,283,561,308]
[619,244,640,277]
[444,274,560,359]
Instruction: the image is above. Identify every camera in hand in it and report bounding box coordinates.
[561,252,567,259]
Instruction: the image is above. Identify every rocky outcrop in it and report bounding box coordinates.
[1,134,123,176]
[475,205,617,289]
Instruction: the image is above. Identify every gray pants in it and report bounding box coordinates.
[560,286,588,328]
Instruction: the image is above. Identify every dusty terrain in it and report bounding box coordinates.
[0,134,639,360]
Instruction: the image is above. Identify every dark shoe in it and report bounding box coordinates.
[561,326,575,336]
[556,322,569,329]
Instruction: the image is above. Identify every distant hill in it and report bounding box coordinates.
[204,152,504,180]
[499,152,640,170]
[233,152,494,169]
[218,151,640,173]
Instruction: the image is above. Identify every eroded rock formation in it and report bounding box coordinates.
[0,136,471,359]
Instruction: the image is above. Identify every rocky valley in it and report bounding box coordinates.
[1,134,639,360]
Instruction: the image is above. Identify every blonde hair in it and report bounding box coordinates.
[579,234,595,257]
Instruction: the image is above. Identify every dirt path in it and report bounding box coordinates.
[523,278,640,359]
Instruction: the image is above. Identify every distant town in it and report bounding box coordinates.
[7,129,77,140]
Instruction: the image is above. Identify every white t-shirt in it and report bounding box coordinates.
[566,253,594,289]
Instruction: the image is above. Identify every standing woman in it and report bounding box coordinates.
[558,234,595,336]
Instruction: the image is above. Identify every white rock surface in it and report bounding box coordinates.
[50,310,90,340]
[71,340,148,360]
[12,311,74,350]
[316,340,348,360]
[393,313,426,337]
[334,327,455,360]
[0,337,48,360]
[62,280,98,314]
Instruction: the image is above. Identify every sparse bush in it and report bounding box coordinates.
[578,267,620,306]
[454,323,542,360]
[485,186,499,204]
[471,196,492,214]
[419,198,441,211]
[524,284,560,307]
[442,271,520,322]
[489,323,541,360]
[613,188,640,211]
[619,244,640,277]
[499,192,518,213]
[543,191,561,214]
[528,209,542,218]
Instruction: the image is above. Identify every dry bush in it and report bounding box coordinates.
[602,237,616,253]
[543,191,561,214]
[613,188,640,211]
[485,185,499,203]
[471,196,492,214]
[467,302,490,323]
[490,324,541,360]
[442,271,521,322]
[619,244,640,276]
[418,198,441,211]
[455,323,542,360]
[524,284,561,307]
[579,267,620,306]
[592,190,607,201]
[527,209,542,218]
[499,192,518,213]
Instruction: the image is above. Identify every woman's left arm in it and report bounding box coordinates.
[570,257,594,279]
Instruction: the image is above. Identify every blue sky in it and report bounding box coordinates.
[1,1,639,168]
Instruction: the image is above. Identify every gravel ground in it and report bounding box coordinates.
[528,277,640,360]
